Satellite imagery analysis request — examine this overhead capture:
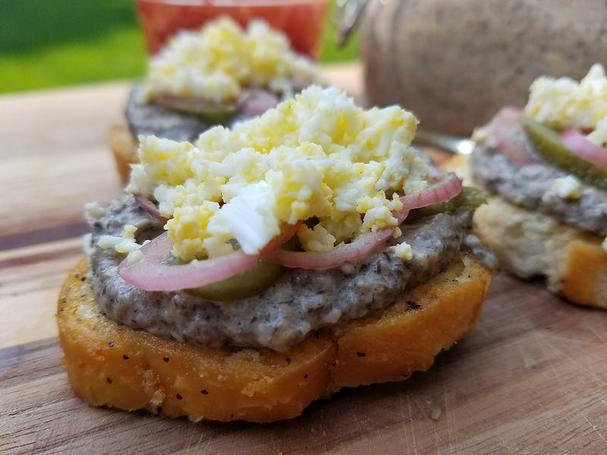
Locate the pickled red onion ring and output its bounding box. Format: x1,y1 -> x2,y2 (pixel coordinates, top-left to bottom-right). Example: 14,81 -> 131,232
118,223 -> 300,291
266,211 -> 409,270
239,89 -> 280,117
135,195 -> 166,222
118,233 -> 260,291
560,129 -> 607,168
400,172 -> 463,210
267,227 -> 395,270
155,89 -> 279,118
260,222 -> 301,255
491,107 -> 537,165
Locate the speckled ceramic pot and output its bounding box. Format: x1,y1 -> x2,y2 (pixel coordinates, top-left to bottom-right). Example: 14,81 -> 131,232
361,0 -> 607,135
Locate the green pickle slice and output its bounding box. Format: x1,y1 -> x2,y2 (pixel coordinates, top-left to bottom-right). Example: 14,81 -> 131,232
409,186 -> 487,221
521,116 -> 607,191
187,237 -> 298,301
188,259 -> 284,301
181,104 -> 237,123
156,95 -> 237,121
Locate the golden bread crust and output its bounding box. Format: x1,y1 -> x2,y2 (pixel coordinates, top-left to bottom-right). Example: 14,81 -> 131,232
560,239 -> 607,306
108,123 -> 137,184
448,154 -> 607,309
57,255 -> 492,423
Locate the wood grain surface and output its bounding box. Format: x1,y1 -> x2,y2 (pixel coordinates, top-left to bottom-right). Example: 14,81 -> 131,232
2,63 -> 607,454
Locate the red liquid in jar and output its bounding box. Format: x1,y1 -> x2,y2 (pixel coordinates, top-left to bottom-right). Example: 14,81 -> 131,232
136,0 -> 328,59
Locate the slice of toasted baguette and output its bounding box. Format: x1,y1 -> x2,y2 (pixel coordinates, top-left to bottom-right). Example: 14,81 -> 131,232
108,123 -> 137,184
446,154 -> 607,308
57,255 -> 492,423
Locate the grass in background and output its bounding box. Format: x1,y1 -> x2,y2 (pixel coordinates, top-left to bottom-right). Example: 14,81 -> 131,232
320,0 -> 360,63
0,0 -> 358,94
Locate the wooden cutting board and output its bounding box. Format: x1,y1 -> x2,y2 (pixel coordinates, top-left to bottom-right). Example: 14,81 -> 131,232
2,64 -> 607,454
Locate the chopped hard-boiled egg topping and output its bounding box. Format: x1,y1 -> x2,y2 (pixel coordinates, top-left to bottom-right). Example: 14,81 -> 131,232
549,176 -> 583,200
98,225 -> 146,264
85,202 -> 146,263
127,85 -> 431,262
525,64 -> 607,134
392,241 -> 413,261
587,117 -> 607,147
84,201 -> 105,222
142,17 -> 320,104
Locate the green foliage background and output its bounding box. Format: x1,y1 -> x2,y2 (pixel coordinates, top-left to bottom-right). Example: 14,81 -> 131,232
0,0 -> 359,94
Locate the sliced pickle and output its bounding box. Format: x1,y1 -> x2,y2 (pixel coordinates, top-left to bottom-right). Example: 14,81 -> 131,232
155,94 -> 237,121
188,259 -> 284,301
408,187 -> 487,221
180,103 -> 237,122
194,104 -> 238,122
521,116 -> 607,191
187,237 -> 298,301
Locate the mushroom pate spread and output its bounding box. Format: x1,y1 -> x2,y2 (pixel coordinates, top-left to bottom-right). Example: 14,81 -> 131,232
88,195 -> 472,351
126,85 -> 213,142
